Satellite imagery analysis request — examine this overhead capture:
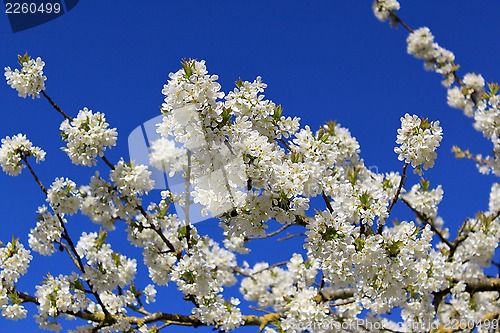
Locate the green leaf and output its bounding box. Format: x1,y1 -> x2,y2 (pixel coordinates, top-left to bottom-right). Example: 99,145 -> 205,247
96,229 -> 107,249
181,58 -> 194,79
420,178 -> 430,191
273,105 -> 283,121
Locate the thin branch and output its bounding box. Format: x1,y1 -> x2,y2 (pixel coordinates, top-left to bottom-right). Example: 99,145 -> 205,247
278,232 -> 306,242
247,223 -> 294,240
21,154 -> 47,194
56,241 -> 81,269
41,90 -> 72,121
388,11 -> 414,33
278,138 -> 292,151
322,191 -> 334,214
184,150 -> 192,248
234,261 -> 288,278
402,198 -> 453,248
137,206 -> 177,254
378,163 -> 408,234
386,163 -> 408,216
100,155 -> 115,169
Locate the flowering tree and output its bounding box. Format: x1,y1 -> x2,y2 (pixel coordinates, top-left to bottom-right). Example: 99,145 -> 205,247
0,1 -> 499,332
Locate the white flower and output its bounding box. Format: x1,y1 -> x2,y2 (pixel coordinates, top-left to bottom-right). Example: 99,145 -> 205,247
143,284 -> 157,304
403,182 -> 444,221
161,59 -> 224,114
47,177 -> 81,215
2,304 -> 27,320
4,55 -> 46,98
0,134 -> 46,176
463,73 -> 485,93
394,114 -> 442,173
75,232 -> 137,293
35,273 -> 90,329
489,183 -> 500,213
110,160 -> 154,197
372,0 -> 400,22
79,173 -> 119,229
60,108 -> 117,166
0,240 -> 32,287
28,206 -> 64,256
280,287 -> 330,333
407,27 -> 435,60
447,86 -> 475,117
406,27 -> 457,87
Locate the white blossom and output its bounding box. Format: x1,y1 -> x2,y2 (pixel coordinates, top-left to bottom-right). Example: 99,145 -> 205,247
489,183 -> 500,213
75,232 -> 137,293
0,134 -> 46,176
0,240 -> 32,287
60,108 -> 117,166
372,0 -> 400,22
28,206 -> 64,256
79,173 -> 119,229
143,284 -> 157,304
2,303 -> 27,320
4,55 -> 46,98
394,114 -> 442,173
46,177 -> 81,215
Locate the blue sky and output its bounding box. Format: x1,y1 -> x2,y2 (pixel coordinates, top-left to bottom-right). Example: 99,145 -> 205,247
1,1 -> 500,332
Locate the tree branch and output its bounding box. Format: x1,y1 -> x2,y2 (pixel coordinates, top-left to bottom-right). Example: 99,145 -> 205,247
402,198 -> 453,248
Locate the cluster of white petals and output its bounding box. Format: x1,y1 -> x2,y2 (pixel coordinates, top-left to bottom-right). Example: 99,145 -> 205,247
28,206 -> 64,256
60,108 -> 117,166
35,273 -> 91,331
0,240 -> 32,320
407,27 -> 456,87
110,160 -> 154,197
79,173 -> 120,229
394,114 -> 443,173
372,0 -> 400,22
75,232 -> 137,293
0,134 -> 46,176
4,55 -> 46,98
46,177 -> 81,215
403,182 -> 445,229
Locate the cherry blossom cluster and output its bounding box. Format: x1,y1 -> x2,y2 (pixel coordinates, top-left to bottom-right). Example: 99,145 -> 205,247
47,177 -> 81,215
79,173 -> 120,229
75,231 -> 137,293
0,240 -> 32,320
394,113 -> 443,174
60,108 -> 118,166
28,206 -> 64,256
406,27 -> 457,87
0,134 -> 46,176
35,273 -> 91,331
4,54 -> 46,98
372,0 -> 400,22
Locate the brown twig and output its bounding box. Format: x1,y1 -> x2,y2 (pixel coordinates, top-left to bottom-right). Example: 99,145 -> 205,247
322,191 -> 334,214
378,163 -> 408,234
41,90 -> 72,121
20,154 -> 47,194
402,198 -> 453,248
